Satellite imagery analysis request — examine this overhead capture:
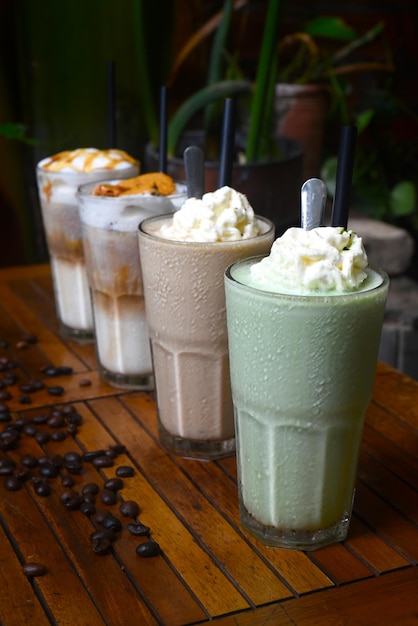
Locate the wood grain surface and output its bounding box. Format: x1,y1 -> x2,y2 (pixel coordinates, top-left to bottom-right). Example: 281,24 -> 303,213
0,265 -> 417,625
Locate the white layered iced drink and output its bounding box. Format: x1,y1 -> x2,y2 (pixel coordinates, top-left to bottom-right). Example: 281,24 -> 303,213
138,186 -> 275,459
37,148 -> 139,342
79,173 -> 187,389
224,226 -> 389,549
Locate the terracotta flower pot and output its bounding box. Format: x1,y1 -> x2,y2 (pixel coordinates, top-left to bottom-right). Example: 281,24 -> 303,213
144,137 -> 303,235
275,83 -> 329,181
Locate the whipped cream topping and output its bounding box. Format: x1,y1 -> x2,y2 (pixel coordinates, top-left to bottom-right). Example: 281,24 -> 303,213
39,148 -> 138,173
159,186 -> 260,242
251,226 -> 368,293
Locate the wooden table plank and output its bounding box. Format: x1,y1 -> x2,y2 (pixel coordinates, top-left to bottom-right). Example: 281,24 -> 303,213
212,568 -> 418,626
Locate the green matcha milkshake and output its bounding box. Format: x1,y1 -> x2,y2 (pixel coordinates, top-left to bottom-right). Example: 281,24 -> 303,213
224,226 -> 389,550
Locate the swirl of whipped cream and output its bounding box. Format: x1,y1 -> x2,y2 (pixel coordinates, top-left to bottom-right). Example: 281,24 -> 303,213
39,148 -> 138,173
250,226 -> 368,293
159,186 -> 259,242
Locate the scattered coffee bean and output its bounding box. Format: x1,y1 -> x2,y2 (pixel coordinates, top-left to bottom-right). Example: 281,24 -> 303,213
61,475 -> 75,488
0,466 -> 14,476
16,340 -> 29,350
115,465 -> 135,478
101,514 -> 122,532
39,465 -> 58,479
136,541 -> 160,557
19,395 -> 32,405
35,431 -> 50,445
66,424 -> 78,436
20,379 -> 44,393
101,490 -> 117,506
32,413 -> 49,424
47,386 -> 65,397
82,482 -> 100,496
1,431 -> 20,450
22,423 -> 37,437
64,451 -> 82,464
0,412 -> 12,423
109,444 -> 126,455
0,458 -> 15,469
60,489 -> 78,504
79,379 -> 91,387
61,404 -> 76,416
21,454 -> 38,469
22,563 -> 47,577
104,449 -> 117,459
66,412 -> 82,425
104,477 -> 123,492
4,476 -> 21,491
21,333 -> 38,344
34,480 -> 51,497
91,536 -> 111,555
119,501 -> 140,519
64,495 -> 84,511
80,501 -> 96,517
47,414 -> 66,428
127,522 -> 150,537
51,430 -> 67,442
82,450 -> 106,462
0,391 -> 12,401
93,456 -> 114,469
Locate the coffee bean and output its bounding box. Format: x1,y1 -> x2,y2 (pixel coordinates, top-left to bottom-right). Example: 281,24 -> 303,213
119,501 -> 140,519
104,449 -> 117,459
32,413 -> 49,424
4,476 -> 21,491
56,366 -> 73,376
47,386 -> 64,397
64,495 -> 84,511
39,465 -> 58,479
41,366 -> 58,377
1,431 -> 20,450
115,465 -> 135,478
93,456 -> 114,469
47,414 -> 66,428
91,536 -> 111,555
19,394 -> 32,405
35,431 -> 50,445
79,379 -> 91,387
0,458 -> 15,469
101,490 -> 117,506
66,424 -> 78,436
0,412 -> 11,423
61,475 -> 75,488
136,541 -> 160,557
80,501 -> 96,517
60,489 -> 78,504
21,333 -> 38,344
22,423 -> 37,437
66,412 -> 82,425
16,340 -> 29,350
34,480 -> 51,497
109,444 -> 127,455
82,482 -> 99,496
22,563 -> 47,577
61,404 -> 76,415
103,477 -> 123,492
0,391 -> 12,401
127,522 -> 150,537
64,451 -> 82,464
0,466 -> 14,476
21,455 -> 38,468
101,514 -> 122,532
82,450 -> 106,462
51,430 -> 67,442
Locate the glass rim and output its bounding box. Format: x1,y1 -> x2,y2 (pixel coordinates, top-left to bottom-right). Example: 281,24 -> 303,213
138,213 -> 275,246
225,255 -> 390,302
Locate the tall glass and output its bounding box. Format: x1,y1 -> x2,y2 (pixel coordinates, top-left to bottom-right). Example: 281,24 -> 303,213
78,182 -> 187,389
36,153 -> 138,342
224,258 -> 389,550
138,215 -> 275,460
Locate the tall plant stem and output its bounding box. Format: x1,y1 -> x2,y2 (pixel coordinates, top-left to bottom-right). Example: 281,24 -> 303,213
245,0 -> 281,162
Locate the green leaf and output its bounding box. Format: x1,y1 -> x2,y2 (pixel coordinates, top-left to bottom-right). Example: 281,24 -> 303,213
390,181 -> 416,217
167,80 -> 252,156
304,17 -> 357,41
356,109 -> 375,134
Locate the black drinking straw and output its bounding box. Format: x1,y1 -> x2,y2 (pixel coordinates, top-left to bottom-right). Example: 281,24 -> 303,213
159,86 -> 168,173
107,61 -> 117,148
330,125 -> 357,229
218,98 -> 235,188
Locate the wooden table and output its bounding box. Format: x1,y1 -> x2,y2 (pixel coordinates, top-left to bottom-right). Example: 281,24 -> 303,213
0,264 -> 417,626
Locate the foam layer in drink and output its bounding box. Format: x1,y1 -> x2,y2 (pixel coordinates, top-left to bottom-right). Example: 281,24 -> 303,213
225,260 -> 388,532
